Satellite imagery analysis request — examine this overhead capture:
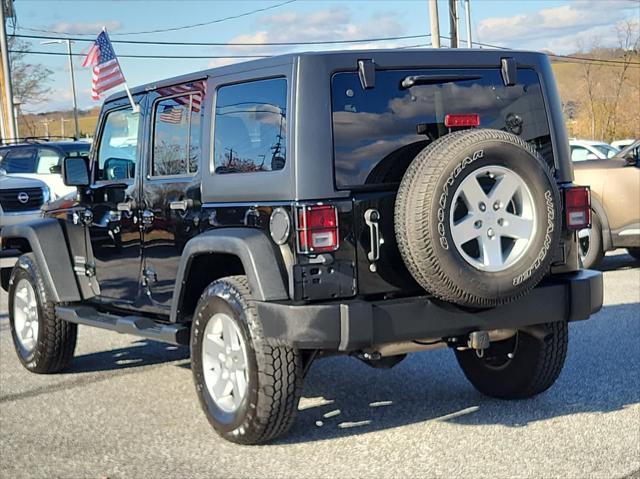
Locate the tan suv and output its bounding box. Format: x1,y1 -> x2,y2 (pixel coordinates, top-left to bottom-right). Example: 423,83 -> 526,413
573,140 -> 640,268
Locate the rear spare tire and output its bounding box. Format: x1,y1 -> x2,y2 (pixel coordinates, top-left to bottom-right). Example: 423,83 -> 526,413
395,129 -> 561,308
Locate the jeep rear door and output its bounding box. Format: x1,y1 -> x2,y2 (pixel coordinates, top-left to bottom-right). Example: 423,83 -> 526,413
139,81 -> 205,313
330,68 -> 555,295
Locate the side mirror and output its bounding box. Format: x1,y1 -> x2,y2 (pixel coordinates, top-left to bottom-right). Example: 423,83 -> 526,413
585,153 -> 599,161
49,164 -> 62,174
62,156 -> 90,187
623,152 -> 638,167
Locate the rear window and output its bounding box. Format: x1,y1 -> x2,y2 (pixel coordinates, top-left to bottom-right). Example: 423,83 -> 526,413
331,68 -> 552,189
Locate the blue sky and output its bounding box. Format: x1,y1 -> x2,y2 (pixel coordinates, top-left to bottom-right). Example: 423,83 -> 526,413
9,0 -> 640,112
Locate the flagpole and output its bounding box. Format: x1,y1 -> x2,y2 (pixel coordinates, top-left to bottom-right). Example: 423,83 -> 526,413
122,81 -> 139,113
102,27 -> 139,113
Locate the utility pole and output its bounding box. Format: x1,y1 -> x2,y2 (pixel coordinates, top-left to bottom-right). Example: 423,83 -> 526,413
429,0 -> 441,48
42,39 -> 79,139
448,0 -> 458,48
42,117 -> 50,138
464,0 -> 472,48
0,0 -> 16,141
60,116 -> 65,138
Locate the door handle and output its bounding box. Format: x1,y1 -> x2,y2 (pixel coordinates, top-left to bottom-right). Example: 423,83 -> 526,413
169,199 -> 194,212
364,209 -> 383,272
141,210 -> 155,225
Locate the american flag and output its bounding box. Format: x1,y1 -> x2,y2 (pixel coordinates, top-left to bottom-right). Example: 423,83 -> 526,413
157,81 -> 206,112
159,105 -> 184,124
82,31 -> 126,100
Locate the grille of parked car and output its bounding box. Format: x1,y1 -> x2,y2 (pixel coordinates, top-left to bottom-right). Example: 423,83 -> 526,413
0,188 -> 45,212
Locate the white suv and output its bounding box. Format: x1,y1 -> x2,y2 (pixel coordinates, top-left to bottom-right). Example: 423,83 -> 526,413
569,139 -> 619,162
0,141 -> 90,200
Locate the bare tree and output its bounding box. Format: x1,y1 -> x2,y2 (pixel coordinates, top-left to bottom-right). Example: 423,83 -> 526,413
602,20 -> 639,140
577,37 -> 601,140
8,38 -> 52,105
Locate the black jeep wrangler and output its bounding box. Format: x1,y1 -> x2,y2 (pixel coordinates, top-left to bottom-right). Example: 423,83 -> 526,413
1,49 -> 603,445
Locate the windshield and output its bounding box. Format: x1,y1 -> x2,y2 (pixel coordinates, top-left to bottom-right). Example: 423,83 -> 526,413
331,68 -> 552,189
593,144 -> 619,158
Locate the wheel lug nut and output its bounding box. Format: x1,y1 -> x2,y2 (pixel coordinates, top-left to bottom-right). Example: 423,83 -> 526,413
487,228 -> 495,238
493,201 -> 501,211
474,220 -> 483,229
497,218 -> 504,226
479,202 -> 486,212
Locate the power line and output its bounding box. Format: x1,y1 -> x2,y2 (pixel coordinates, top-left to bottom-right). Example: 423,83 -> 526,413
15,0 -> 297,36
12,32 -> 431,47
9,50 -> 270,59
431,35 -> 640,67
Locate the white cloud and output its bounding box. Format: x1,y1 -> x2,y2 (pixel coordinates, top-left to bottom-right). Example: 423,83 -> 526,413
47,21 -> 122,35
221,7 -> 407,56
476,0 -> 638,52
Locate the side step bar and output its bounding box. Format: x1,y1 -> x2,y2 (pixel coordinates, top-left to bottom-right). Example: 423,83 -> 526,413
56,305 -> 190,346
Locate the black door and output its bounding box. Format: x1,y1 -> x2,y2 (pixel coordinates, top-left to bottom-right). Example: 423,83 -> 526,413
140,85 -> 204,312
86,98 -> 145,307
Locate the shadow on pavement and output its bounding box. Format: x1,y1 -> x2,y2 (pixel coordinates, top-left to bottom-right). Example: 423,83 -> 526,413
65,339 -> 189,374
280,301 -> 640,444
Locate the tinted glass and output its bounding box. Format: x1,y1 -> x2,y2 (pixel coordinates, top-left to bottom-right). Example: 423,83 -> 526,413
152,92 -> 201,176
213,78 -> 287,174
97,108 -> 139,181
332,68 -> 552,188
0,148 -> 37,173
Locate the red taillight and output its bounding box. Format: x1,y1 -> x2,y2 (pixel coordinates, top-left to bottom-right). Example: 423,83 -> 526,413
297,205 -> 339,253
444,113 -> 480,128
564,186 -> 591,230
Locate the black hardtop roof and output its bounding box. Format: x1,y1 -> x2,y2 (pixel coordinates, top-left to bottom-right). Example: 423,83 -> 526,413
105,48 -> 548,103
0,140 -> 91,150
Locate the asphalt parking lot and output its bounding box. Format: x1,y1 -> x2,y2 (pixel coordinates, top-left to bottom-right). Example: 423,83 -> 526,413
1,251 -> 639,479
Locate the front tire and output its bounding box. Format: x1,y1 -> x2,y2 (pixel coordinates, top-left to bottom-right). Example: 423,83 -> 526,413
190,275 -> 304,445
455,322 -> 568,399
8,253 -> 77,373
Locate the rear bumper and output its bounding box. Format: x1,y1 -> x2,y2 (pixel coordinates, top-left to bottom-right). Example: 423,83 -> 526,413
256,269 -> 603,351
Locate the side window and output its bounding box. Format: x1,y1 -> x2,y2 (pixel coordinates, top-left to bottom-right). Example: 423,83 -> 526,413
1,148 -> 36,173
96,107 -> 140,181
213,77 -> 287,174
152,92 -> 201,177
37,147 -> 62,174
571,146 -> 590,162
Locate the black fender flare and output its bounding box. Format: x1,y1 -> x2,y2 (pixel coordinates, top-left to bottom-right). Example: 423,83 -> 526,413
590,196 -> 612,251
1,219 -> 81,302
170,228 -> 288,323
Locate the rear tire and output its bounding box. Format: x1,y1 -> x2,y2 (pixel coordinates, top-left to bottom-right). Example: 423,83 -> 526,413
578,210 -> 604,269
455,323 -> 568,399
190,275 -> 304,445
8,253 -> 77,373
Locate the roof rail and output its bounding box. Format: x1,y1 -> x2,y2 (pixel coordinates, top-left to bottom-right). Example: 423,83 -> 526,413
1,135 -> 78,145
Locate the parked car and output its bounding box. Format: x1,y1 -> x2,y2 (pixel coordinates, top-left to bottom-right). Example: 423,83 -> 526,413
0,140 -> 91,200
611,139 -> 636,150
0,172 -> 49,230
1,49 -> 602,445
574,140 -> 640,268
0,172 -> 49,271
569,139 -> 619,161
